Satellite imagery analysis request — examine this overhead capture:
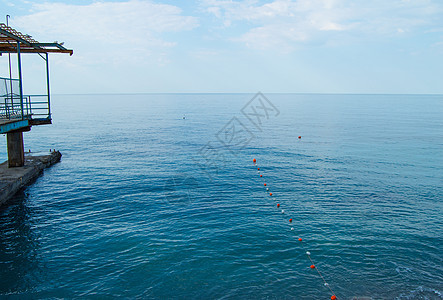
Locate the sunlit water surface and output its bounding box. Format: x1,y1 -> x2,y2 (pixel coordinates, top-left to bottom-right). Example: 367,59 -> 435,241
0,94 -> 442,299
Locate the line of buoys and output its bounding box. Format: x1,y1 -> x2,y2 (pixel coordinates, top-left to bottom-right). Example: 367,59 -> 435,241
252,158 -> 337,300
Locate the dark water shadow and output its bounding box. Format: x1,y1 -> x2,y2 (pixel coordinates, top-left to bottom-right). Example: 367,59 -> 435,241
0,191 -> 41,295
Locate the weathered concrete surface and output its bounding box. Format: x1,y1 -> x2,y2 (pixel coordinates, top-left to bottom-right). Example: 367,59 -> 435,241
0,151 -> 61,206
7,131 -> 25,167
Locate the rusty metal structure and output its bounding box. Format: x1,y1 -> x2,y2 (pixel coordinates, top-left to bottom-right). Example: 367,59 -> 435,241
0,22 -> 72,167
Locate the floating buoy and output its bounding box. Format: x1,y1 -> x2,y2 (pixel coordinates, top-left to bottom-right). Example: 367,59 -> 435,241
249,157 -> 337,299
298,136 -> 301,139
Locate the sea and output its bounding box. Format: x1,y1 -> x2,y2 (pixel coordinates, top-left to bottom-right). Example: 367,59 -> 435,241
0,93 -> 442,299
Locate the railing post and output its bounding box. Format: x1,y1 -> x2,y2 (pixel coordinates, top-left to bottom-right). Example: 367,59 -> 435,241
17,41 -> 24,120
45,53 -> 51,119
3,79 -> 10,119
4,97 -> 9,119
7,14 -> 14,112
26,96 -> 30,117
30,96 -> 32,116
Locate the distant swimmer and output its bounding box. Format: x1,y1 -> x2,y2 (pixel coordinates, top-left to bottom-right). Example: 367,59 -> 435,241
183,116 -> 186,119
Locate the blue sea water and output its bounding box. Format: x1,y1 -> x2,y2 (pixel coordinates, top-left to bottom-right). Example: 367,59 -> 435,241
0,93 -> 442,299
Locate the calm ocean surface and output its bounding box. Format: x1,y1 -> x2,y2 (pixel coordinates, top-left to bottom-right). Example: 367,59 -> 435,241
0,94 -> 442,299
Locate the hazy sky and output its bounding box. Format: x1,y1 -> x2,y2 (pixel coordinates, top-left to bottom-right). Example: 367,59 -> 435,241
1,0 -> 443,94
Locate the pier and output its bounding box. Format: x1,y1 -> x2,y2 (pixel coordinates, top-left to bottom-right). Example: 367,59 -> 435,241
0,22 -> 72,205
0,151 -> 61,206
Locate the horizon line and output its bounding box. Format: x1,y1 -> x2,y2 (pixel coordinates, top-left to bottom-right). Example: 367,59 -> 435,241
50,92 -> 443,96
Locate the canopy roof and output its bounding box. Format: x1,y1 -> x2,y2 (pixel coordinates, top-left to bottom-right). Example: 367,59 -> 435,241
0,23 -> 73,55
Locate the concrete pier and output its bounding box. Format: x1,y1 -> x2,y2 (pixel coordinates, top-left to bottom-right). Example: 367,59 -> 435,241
0,151 -> 61,206
7,131 -> 25,167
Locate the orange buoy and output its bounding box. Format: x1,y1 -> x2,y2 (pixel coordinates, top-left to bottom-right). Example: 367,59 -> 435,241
298,238 -> 302,241
257,168 -> 260,170
260,175 -> 262,177
331,296 -> 337,300
277,204 -> 280,208
310,265 -> 315,269
298,136 -> 301,139
289,219 -> 293,223
264,183 -> 267,186
269,193 -> 273,196
253,158 -> 256,163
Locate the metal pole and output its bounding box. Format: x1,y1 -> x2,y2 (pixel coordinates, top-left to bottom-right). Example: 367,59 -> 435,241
6,15 -> 13,108
45,53 -> 51,118
17,41 -> 24,120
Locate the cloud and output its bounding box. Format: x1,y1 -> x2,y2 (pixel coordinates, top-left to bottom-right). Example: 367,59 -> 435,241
201,0 -> 443,51
13,0 -> 199,65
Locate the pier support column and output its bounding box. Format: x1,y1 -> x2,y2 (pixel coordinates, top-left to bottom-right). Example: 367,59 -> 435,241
7,131 -> 25,168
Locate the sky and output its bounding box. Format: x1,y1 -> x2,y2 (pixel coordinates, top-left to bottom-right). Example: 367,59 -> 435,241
1,0 -> 443,94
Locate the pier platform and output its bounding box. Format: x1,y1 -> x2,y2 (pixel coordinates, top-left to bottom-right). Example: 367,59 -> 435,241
0,151 -> 61,206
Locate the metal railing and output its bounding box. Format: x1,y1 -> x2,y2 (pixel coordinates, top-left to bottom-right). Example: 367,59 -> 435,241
0,94 -> 51,121
1,76 -> 19,97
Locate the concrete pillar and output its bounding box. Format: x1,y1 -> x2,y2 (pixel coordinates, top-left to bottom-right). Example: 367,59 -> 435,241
7,131 -> 25,167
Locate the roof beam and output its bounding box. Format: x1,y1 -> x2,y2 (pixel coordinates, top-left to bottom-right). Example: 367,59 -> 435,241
30,42 -> 70,51
0,27 -> 31,46
0,47 -> 73,55
0,23 -> 72,55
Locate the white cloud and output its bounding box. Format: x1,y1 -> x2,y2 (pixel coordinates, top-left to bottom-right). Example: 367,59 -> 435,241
202,0 -> 443,51
13,0 -> 199,65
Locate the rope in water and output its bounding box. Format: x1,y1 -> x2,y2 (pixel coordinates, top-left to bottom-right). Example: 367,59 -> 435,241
252,158 -> 338,300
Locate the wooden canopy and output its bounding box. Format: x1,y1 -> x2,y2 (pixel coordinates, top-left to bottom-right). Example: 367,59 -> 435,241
0,23 -> 73,55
